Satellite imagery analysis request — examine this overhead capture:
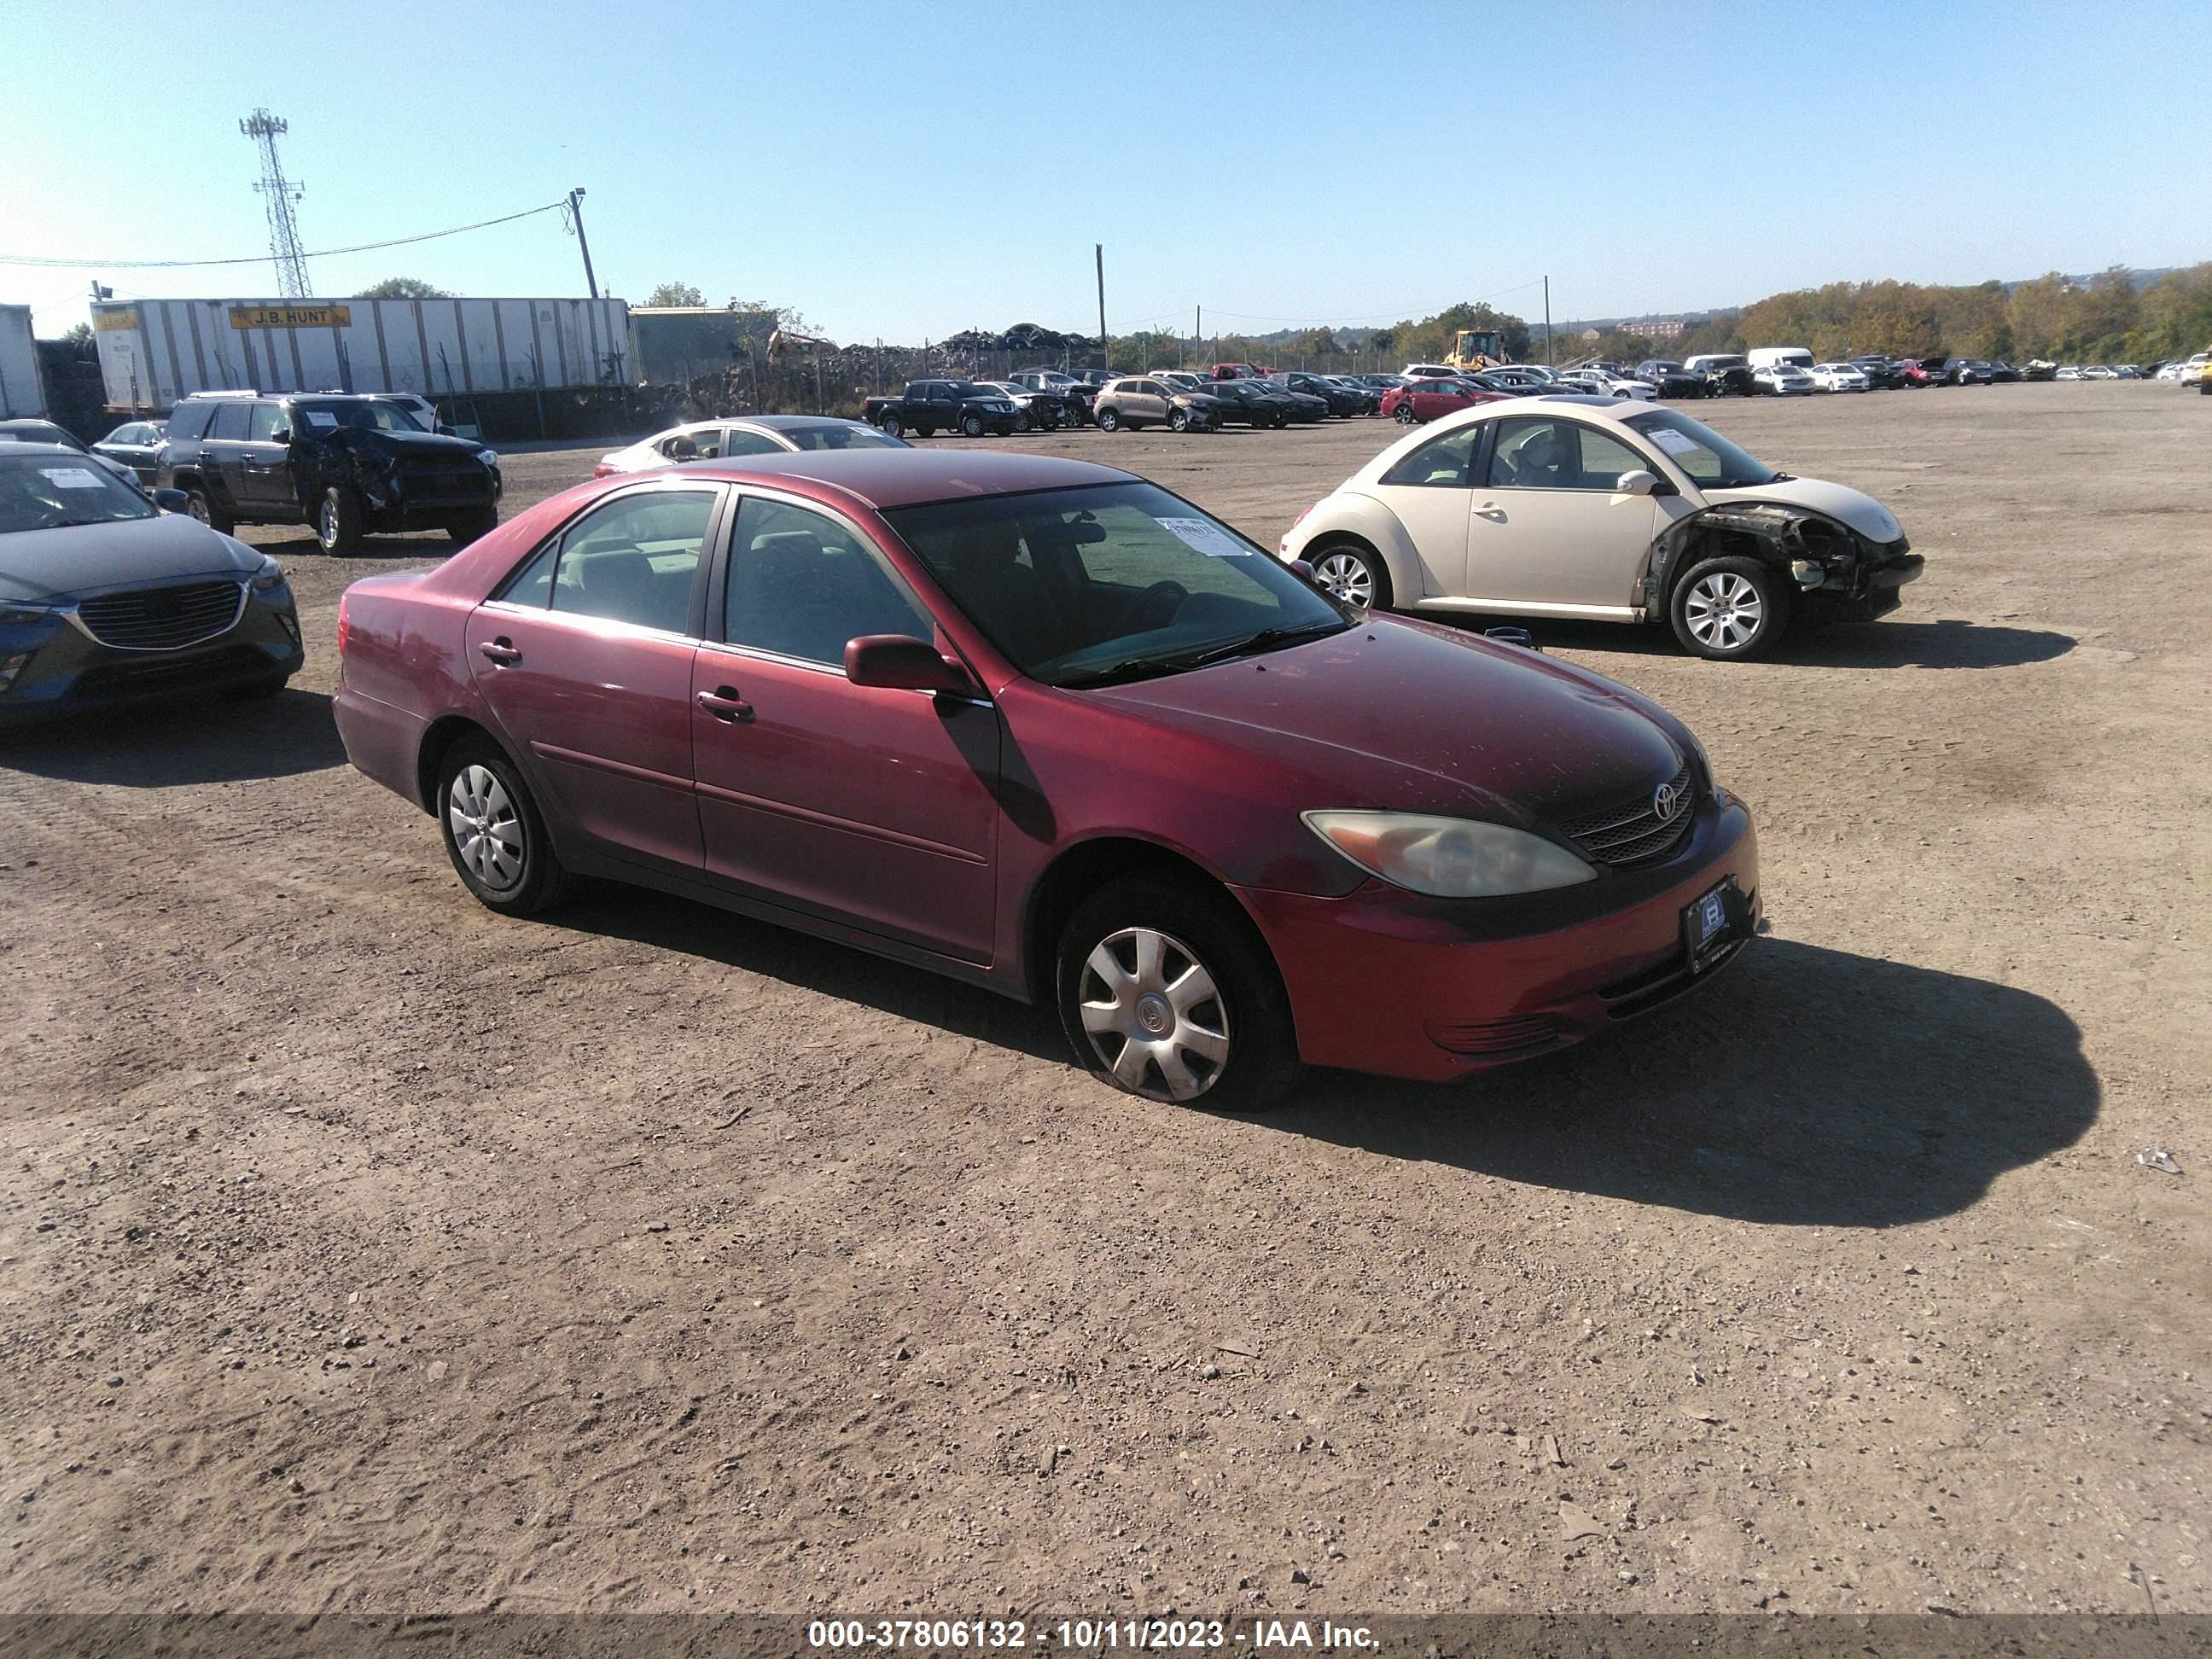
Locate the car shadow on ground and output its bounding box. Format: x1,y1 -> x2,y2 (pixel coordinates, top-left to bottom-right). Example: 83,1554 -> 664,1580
0,688 -> 347,786
541,885 -> 1069,1065
1430,614 -> 2075,672
1265,937 -> 2097,1227
542,888 -> 2093,1227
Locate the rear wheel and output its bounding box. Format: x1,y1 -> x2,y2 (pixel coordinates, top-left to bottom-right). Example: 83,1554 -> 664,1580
1394,401 -> 1417,424
184,488 -> 233,535
1307,539 -> 1391,609
1670,556 -> 1788,661
315,486 -> 362,555
1057,875 -> 1301,1113
879,412 -> 904,439
1096,407 -> 1121,432
436,736 -> 574,916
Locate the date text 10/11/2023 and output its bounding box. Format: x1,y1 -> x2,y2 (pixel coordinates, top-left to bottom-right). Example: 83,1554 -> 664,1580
807,1619 -> 1379,1650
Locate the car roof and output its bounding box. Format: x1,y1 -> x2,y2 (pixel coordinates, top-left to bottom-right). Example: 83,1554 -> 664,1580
0,440 -> 95,459
736,414 -> 870,430
675,448 -> 1136,510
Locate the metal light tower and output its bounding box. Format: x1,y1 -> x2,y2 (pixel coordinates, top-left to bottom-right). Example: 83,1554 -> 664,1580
241,108 -> 311,298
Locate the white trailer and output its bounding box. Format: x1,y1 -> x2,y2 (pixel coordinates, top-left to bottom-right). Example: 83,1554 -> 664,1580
90,295 -> 632,411
0,305 -> 45,419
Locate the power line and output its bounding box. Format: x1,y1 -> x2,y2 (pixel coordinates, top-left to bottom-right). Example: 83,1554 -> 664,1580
0,198 -> 569,271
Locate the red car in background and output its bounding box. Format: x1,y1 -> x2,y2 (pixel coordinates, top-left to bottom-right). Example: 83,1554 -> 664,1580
334,451 -> 1756,1111
1381,377 -> 1510,425
1899,357 -> 1947,387
1210,363 -> 1268,380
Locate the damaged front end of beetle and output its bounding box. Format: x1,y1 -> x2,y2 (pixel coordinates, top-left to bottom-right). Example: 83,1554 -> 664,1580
1643,503 -> 1924,626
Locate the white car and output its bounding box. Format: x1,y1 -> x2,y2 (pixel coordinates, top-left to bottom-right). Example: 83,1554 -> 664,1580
1753,364 -> 1816,396
1555,370 -> 1657,401
1277,398 -> 1921,661
1807,363 -> 1870,393
594,413 -> 905,477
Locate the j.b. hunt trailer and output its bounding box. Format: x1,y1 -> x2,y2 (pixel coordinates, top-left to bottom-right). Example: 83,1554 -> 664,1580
90,294 -> 631,412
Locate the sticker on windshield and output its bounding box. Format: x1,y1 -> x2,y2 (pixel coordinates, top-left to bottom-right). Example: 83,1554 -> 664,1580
302,410 -> 338,428
38,467 -> 107,490
1155,516 -> 1250,557
1648,428 -> 1702,456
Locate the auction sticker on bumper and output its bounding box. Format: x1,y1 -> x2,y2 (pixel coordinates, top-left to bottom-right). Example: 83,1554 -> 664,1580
1685,877 -> 1741,970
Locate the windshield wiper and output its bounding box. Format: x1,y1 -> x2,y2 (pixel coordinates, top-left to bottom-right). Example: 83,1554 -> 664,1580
1054,622 -> 1343,690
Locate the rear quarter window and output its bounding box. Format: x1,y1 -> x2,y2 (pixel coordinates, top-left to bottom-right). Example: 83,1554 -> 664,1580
166,402 -> 214,441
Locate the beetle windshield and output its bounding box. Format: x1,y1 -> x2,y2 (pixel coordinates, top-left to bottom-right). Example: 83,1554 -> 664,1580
885,481 -> 1348,688
1622,407 -> 1778,489
0,451 -> 155,533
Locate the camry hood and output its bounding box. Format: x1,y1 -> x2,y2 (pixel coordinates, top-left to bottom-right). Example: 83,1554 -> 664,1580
1092,615 -> 1688,829
1701,476 -> 1903,543
0,511 -> 260,601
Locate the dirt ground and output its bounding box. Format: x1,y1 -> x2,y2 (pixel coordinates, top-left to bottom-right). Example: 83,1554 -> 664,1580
1,384 -> 2204,1618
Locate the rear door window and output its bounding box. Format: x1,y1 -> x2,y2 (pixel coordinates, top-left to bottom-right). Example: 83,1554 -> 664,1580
166,403 -> 215,441
208,403 -> 250,440
493,488 -> 718,635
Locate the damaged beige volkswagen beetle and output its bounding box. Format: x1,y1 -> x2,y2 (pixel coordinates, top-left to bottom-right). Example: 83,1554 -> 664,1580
1278,395 -> 1923,660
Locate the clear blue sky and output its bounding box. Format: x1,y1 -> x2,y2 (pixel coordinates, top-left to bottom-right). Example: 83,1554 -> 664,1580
4,0 -> 2206,341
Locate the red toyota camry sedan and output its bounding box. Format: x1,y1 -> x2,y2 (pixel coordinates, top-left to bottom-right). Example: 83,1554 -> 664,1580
335,451 -> 1757,1110
1380,377 -> 1510,425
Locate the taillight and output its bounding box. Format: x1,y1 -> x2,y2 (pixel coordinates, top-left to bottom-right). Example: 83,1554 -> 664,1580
336,593 -> 351,655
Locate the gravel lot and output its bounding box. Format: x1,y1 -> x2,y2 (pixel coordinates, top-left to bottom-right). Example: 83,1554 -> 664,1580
2,384 -> 2204,1616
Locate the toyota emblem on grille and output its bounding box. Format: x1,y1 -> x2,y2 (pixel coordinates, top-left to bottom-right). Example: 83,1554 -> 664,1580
1651,780 -> 1682,823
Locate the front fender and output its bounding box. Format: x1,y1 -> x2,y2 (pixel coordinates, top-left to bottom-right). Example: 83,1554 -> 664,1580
1278,491 -> 1423,602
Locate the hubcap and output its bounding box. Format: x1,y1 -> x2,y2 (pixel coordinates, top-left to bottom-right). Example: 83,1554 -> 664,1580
188,497 -> 209,523
1315,550 -> 1375,607
320,498 -> 339,544
446,764 -> 525,891
1078,927 -> 1231,1103
1685,572 -> 1765,650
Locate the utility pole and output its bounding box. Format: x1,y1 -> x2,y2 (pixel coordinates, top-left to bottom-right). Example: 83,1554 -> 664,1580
567,188 -> 599,300
1194,305 -> 1200,370
1544,275 -> 1553,367
241,109 -> 311,298
1095,244 -> 1107,370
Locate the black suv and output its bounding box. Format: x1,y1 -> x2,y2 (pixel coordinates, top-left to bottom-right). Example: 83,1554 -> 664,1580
157,392 -> 503,553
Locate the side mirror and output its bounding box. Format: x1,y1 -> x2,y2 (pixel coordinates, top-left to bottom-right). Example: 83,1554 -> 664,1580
1289,559 -> 1318,582
1615,469 -> 1662,497
435,422 -> 457,436
844,634 -> 975,696
267,428 -> 292,445
154,487 -> 189,512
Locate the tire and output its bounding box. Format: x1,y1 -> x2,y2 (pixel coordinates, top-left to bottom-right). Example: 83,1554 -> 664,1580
961,413 -> 986,439
1307,538 -> 1391,610
435,735 -> 574,917
184,487 -> 233,535
1096,407 -> 1121,432
1168,407 -> 1190,433
1272,412 -> 1290,429
315,486 -> 363,556
1015,414 -> 1032,433
447,507 -> 498,546
1056,874 -> 1301,1113
1669,556 -> 1789,661
879,413 -> 903,439
1394,402 -> 1417,424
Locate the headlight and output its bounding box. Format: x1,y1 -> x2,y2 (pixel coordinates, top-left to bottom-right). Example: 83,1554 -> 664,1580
0,602 -> 59,628
250,556 -> 287,592
477,449 -> 501,468
1302,810 -> 1595,898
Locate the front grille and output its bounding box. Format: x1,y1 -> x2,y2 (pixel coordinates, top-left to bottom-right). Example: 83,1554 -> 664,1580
76,581 -> 245,651
1424,1016 -> 1563,1057
1554,760 -> 1696,866
402,465 -> 496,507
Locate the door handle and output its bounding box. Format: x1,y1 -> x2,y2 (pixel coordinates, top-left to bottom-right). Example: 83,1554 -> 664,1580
697,686 -> 754,722
479,637 -> 521,665
1476,503 -> 1507,521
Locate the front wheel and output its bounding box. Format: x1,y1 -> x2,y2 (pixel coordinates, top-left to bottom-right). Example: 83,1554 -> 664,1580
315,486 -> 362,555
1056,876 -> 1301,1112
447,507 -> 498,546
960,413 -> 986,439
436,736 -> 574,916
1096,407 -> 1121,432
1670,556 -> 1788,660
1307,538 -> 1391,609
1168,407 -> 1190,433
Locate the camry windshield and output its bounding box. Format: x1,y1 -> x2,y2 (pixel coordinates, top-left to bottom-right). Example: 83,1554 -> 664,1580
1624,407 -> 1778,489
0,452 -> 155,533
885,481 -> 1348,688
776,422 -> 901,451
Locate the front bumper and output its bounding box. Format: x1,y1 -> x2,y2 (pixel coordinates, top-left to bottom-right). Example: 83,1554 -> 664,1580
0,582 -> 304,725
1235,795 -> 1760,1083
